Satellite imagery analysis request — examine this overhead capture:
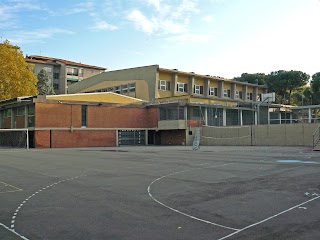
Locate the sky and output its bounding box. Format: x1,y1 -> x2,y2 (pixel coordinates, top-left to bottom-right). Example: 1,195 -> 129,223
0,0 -> 320,79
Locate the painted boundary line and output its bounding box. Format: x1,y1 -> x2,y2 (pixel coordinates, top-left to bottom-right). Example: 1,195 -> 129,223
10,174 -> 87,231
0,181 -> 23,194
0,223 -> 29,240
217,195 -> 320,240
147,163 -> 239,231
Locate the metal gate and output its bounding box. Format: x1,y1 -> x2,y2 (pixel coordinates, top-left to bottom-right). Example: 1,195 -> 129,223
118,130 -> 146,146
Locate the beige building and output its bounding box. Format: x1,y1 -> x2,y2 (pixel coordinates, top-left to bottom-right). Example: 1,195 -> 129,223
26,55 -> 106,94
68,65 -> 268,105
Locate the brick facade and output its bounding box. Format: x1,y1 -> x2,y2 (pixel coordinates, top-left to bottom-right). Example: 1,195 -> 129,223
34,102 -> 159,148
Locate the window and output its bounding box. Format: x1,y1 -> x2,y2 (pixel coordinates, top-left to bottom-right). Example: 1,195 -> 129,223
114,86 -> 121,94
53,73 -> 59,79
224,89 -> 231,98
177,82 -> 188,93
16,106 -> 25,116
257,94 -> 261,101
194,85 -> 204,95
53,83 -> 59,90
4,109 -> 11,118
81,105 -> 87,127
129,83 -> 136,92
159,80 -> 171,91
247,92 -> 253,100
28,105 -> 35,127
209,87 -> 218,96
235,91 -> 240,99
121,84 -> 128,93
67,67 -> 78,76
239,91 -> 243,99
79,68 -> 83,77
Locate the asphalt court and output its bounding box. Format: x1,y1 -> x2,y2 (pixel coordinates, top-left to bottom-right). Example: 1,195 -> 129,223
0,146 -> 319,240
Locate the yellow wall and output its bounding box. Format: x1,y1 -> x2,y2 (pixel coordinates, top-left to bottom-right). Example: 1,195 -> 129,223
194,77 -> 203,85
224,82 -> 231,90
236,85 -> 243,91
208,81 -> 218,88
159,72 -> 172,81
247,86 -> 253,93
177,75 -> 188,83
46,93 -> 144,104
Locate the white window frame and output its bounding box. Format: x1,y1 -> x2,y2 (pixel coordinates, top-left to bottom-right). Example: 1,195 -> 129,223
209,87 -> 216,96
247,92 -> 253,100
224,89 -> 231,98
159,80 -> 170,91
177,82 -> 187,93
235,90 -> 240,99
194,85 -> 204,95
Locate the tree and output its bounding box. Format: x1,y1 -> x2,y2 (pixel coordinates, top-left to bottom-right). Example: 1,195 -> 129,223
234,73 -> 266,85
266,70 -> 309,104
311,72 -> 320,105
37,69 -> 55,95
0,40 -> 38,100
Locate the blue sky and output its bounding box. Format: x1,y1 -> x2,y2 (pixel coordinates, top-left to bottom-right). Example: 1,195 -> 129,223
1,0 -> 319,79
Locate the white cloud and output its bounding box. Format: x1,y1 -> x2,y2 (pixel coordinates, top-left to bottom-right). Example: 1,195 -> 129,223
0,0 -> 42,28
166,33 -> 213,43
91,21 -> 118,31
7,28 -> 74,44
48,1 -> 95,16
126,0 -> 209,42
127,9 -> 156,34
145,0 -> 162,11
202,15 -> 214,23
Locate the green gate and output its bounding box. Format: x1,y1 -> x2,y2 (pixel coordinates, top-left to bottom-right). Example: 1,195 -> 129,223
118,130 -> 146,146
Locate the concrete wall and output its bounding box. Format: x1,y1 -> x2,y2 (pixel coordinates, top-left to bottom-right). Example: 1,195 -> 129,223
201,123 -> 320,147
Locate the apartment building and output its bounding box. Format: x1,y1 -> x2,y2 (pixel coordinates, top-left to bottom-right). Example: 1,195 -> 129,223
25,55 -> 106,94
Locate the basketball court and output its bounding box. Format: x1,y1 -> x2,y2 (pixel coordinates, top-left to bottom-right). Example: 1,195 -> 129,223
0,146 -> 319,239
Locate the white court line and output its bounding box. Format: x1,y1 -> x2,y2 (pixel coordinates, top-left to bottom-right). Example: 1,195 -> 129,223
147,163 -> 239,231
0,181 -> 22,193
217,195 -> 320,240
0,223 -> 29,240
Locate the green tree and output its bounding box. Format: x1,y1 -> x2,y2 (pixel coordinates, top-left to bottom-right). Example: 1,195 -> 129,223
0,40 -> 38,100
234,73 -> 266,85
37,69 -> 55,95
311,72 -> 320,105
291,87 -> 313,106
266,70 -> 309,104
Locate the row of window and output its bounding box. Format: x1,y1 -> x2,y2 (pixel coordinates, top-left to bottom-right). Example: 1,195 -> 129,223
1,105 -> 35,128
67,67 -> 84,77
90,83 -> 136,94
159,80 -> 257,100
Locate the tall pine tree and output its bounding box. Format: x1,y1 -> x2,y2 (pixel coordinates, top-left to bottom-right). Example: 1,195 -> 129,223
37,69 -> 55,95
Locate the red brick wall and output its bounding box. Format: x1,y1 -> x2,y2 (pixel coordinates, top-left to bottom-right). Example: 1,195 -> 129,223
160,130 -> 186,145
51,130 -> 116,148
35,103 -> 158,129
35,103 -> 82,128
188,120 -> 205,128
35,130 -> 50,148
16,116 -> 25,128
34,130 -> 116,148
4,118 -> 11,129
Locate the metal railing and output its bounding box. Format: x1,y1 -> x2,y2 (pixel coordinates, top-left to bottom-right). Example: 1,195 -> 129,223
313,125 -> 320,149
